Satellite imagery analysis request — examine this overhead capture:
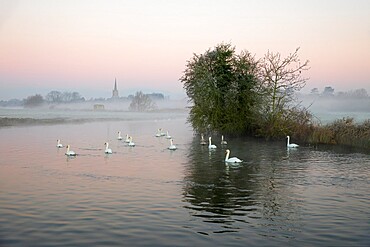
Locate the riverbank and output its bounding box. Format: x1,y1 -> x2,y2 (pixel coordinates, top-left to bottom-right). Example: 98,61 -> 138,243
0,107 -> 188,128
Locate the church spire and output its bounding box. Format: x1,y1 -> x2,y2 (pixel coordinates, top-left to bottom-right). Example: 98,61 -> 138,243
112,78 -> 119,99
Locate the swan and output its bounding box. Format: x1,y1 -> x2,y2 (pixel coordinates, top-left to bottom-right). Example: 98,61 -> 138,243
168,138 -> 177,150
165,131 -> 172,139
56,139 -> 63,148
155,128 -> 162,137
287,135 -> 299,148
200,134 -> 207,145
128,136 -> 135,147
225,149 -> 242,163
208,137 -> 217,149
221,135 -> 228,145
104,142 -> 113,154
65,145 -> 76,156
124,134 -> 130,143
117,131 -> 123,140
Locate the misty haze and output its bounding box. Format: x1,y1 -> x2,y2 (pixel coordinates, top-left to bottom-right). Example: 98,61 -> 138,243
1,1 -> 370,246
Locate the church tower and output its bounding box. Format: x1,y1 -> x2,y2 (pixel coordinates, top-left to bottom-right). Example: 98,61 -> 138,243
112,78 -> 119,99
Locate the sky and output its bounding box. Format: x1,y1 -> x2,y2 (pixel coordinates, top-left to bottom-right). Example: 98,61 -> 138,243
0,0 -> 369,100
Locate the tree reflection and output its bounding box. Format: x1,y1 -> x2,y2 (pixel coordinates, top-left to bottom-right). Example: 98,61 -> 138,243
182,135 -> 310,235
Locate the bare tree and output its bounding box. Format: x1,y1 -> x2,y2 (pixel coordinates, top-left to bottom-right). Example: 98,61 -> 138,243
45,91 -> 63,103
259,47 -> 310,125
129,91 -> 157,112
24,94 -> 44,108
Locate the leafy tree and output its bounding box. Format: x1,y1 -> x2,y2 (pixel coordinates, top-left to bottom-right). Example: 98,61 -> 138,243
322,86 -> 334,96
181,43 -> 260,134
257,47 -> 310,137
129,91 -> 157,111
24,94 -> 44,108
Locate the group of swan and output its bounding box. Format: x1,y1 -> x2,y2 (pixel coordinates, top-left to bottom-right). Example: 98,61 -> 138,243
201,135 -> 242,163
200,135 -> 228,147
154,128 -> 177,150
202,135 -> 299,164
59,127 -> 176,156
57,132 -> 135,156
58,132 -> 298,159
57,139 -> 76,156
118,131 -> 135,147
155,128 -> 168,137
105,136 -> 135,153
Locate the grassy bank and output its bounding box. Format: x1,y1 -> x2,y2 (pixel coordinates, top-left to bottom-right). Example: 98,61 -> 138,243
290,117 -> 370,150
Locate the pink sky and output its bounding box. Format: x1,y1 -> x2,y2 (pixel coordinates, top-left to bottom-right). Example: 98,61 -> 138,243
0,0 -> 369,100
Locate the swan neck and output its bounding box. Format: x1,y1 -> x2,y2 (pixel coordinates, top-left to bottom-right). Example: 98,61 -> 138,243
225,150 -> 230,161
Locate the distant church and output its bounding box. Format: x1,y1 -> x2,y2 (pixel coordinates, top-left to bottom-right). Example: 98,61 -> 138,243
112,78 -> 119,99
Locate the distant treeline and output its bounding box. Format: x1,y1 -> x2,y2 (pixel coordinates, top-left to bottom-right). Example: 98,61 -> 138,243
0,90 -> 166,108
299,87 -> 370,112
307,87 -> 369,98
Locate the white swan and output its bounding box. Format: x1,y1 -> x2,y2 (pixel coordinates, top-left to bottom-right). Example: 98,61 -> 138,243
104,142 -> 113,154
287,135 -> 299,148
208,137 -> 217,149
221,135 -> 228,145
200,134 -> 207,145
225,149 -> 242,163
155,128 -> 162,137
168,138 -> 177,150
56,139 -> 63,148
117,131 -> 123,140
65,145 -> 76,156
124,134 -> 130,143
165,131 -> 172,139
128,136 -> 135,147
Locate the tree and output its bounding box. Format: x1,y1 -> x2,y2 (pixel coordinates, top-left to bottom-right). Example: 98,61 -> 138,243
310,88 -> 319,95
24,94 -> 44,108
351,88 -> 368,98
45,91 -> 63,103
46,90 -> 84,103
257,47 -> 310,136
129,91 -> 157,111
181,43 -> 260,134
322,86 -> 334,96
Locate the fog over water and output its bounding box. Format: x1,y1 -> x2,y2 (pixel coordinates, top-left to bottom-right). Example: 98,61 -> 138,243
298,94 -> 370,124
0,95 -> 369,246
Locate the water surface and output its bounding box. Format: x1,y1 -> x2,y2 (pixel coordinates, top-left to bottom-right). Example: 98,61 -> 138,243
0,113 -> 369,246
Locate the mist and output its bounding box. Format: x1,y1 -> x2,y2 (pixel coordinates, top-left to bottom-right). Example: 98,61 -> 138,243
298,93 -> 370,124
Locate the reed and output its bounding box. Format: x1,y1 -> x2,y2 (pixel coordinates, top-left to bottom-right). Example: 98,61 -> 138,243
307,118 -> 370,149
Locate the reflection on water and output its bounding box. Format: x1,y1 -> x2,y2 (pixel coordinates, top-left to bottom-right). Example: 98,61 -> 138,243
0,117 -> 369,246
183,135 -> 370,245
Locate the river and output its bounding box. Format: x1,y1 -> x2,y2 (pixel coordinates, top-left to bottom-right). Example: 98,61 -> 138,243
0,109 -> 369,246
